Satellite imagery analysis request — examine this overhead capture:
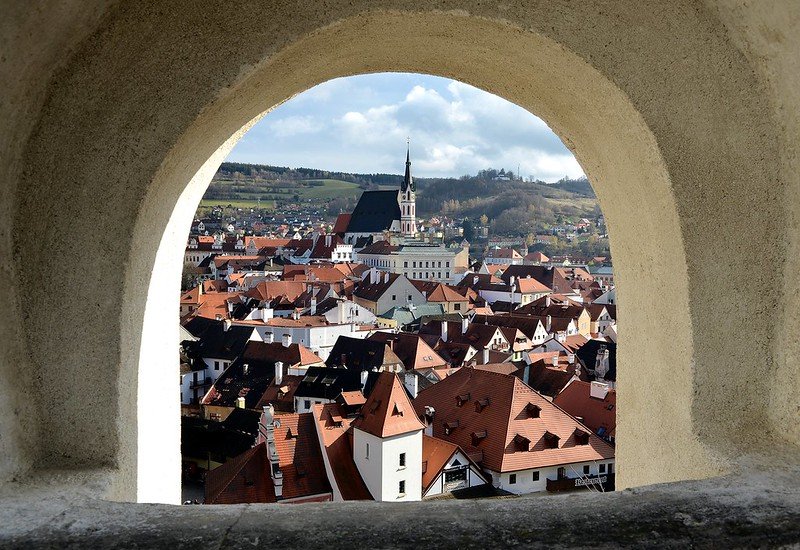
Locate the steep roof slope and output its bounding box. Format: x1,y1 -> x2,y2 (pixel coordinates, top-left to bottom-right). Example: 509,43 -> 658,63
352,372 -> 425,438
412,367 -> 614,472
346,190 -> 401,233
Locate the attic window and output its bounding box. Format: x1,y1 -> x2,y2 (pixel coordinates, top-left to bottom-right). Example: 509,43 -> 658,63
456,393 -> 471,407
471,430 -> 487,446
369,399 -> 381,413
287,427 -> 298,439
573,428 -> 590,446
475,397 -> 490,412
321,375 -> 336,385
543,431 -> 560,449
392,403 -> 404,416
444,420 -> 459,435
296,461 -> 307,477
526,403 -> 541,418
513,434 -> 531,452
303,374 -> 318,384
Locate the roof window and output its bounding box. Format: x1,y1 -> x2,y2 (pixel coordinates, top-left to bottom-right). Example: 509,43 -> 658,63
471,430 -> 487,446
573,428 -> 590,446
543,431 -> 560,449
456,393 -> 471,407
513,434 -> 531,452
475,397 -> 490,412
526,402 -> 541,418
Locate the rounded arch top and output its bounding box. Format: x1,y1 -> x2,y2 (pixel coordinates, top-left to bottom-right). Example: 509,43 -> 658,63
12,2 -> 784,503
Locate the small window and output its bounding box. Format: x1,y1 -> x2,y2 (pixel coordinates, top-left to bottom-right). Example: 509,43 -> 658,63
366,443 -> 370,459
214,361 -> 220,370
407,295 -> 412,301
509,474 -> 517,484
303,400 -> 311,410
599,464 -> 606,474
532,471 -> 540,481
399,453 -> 406,468
398,480 -> 405,495
392,295 -> 397,301
583,465 -> 590,475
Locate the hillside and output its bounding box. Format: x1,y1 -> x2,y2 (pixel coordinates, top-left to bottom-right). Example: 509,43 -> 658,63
202,162 -> 598,236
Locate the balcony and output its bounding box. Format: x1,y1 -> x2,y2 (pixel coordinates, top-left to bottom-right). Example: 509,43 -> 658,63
189,377 -> 212,390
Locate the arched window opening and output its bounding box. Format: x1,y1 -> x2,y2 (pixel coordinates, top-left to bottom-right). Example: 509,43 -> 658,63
178,73 -> 618,504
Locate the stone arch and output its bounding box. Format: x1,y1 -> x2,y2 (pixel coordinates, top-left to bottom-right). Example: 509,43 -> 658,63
9,2 -> 791,505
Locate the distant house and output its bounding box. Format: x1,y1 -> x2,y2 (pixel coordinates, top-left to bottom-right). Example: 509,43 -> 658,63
353,270 -> 426,316
553,381 -> 616,444
484,247 -> 523,266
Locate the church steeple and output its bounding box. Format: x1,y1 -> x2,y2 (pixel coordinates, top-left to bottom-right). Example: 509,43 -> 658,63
401,143 -> 414,192
399,140 -> 417,237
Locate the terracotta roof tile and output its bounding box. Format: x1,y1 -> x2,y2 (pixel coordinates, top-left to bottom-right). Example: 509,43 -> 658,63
412,368 -> 613,473
352,372 -> 425,438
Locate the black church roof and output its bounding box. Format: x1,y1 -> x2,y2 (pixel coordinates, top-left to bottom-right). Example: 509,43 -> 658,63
346,190 -> 401,233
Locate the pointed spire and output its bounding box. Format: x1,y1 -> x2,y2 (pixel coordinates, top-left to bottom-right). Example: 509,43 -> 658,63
402,139 -> 414,192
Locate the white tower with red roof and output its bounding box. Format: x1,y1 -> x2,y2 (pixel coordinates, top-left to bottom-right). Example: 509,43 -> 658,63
352,371 -> 424,501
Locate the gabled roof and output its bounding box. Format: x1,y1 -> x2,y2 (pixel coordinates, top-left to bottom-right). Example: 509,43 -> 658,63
353,272 -> 402,302
205,443 -> 274,504
189,321 -> 254,361
352,372 -> 425,438
294,366 -> 364,401
553,381 -> 616,440
523,360 -> 582,398
266,412 -> 332,500
312,403 -> 373,500
346,190 -> 401,233
357,240 -> 400,256
367,332 -> 448,371
500,265 -> 572,294
472,314 -> 544,340
412,367 -> 613,472
332,213 -> 352,234
325,336 -> 403,371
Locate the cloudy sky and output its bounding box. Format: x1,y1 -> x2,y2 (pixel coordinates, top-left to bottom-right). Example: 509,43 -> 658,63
226,73 -> 584,182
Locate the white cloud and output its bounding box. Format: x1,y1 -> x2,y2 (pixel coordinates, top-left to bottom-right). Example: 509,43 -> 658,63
227,73 -> 585,182
268,115 -> 320,138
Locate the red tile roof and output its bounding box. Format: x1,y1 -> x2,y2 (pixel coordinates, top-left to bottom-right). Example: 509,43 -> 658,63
421,435 -> 459,492
205,443 -> 274,504
312,403 -> 373,500
412,367 -> 614,473
553,381 -> 616,439
352,372 -> 425,438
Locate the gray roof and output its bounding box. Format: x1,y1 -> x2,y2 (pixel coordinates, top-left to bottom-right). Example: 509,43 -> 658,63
346,190 -> 400,233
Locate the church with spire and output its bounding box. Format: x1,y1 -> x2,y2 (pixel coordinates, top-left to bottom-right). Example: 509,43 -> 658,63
337,142 -> 418,246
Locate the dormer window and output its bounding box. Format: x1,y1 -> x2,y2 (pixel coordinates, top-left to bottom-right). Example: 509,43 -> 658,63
513,434 -> 531,452
392,403 -> 404,416
456,393 -> 471,407
526,402 -> 541,418
444,420 -> 459,435
573,428 -> 590,445
543,431 -> 560,449
471,430 -> 487,446
475,397 -> 490,412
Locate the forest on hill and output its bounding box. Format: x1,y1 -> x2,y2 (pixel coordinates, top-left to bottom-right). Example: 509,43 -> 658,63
208,162 -> 599,237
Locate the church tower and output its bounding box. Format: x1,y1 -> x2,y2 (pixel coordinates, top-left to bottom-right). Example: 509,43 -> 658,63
399,142 -> 417,237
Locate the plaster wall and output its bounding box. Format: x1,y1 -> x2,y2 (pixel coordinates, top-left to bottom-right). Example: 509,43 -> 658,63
0,0 -> 797,505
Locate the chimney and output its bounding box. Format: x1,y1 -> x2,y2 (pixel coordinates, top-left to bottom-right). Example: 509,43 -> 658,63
590,381 -> 610,400
310,297 -> 317,316
545,295 -> 551,307
261,404 -> 283,498
274,361 -> 284,386
223,318 -> 232,332
423,406 -> 435,436
282,334 -> 292,347
360,369 -> 368,391
215,314 -> 223,321
546,315 -> 552,332
325,234 -> 331,247
341,353 -> 347,368
404,371 -> 419,399
236,396 -> 245,409
384,271 -> 390,284
567,353 -> 575,364
243,363 -> 250,375
551,354 -> 559,367
264,332 -> 274,344
292,310 -> 300,320
441,321 -> 448,343
461,315 -> 469,334
482,347 -> 490,364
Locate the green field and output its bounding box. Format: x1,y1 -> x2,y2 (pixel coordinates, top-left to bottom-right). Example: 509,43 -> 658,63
204,178 -> 363,204
198,199 -> 276,209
